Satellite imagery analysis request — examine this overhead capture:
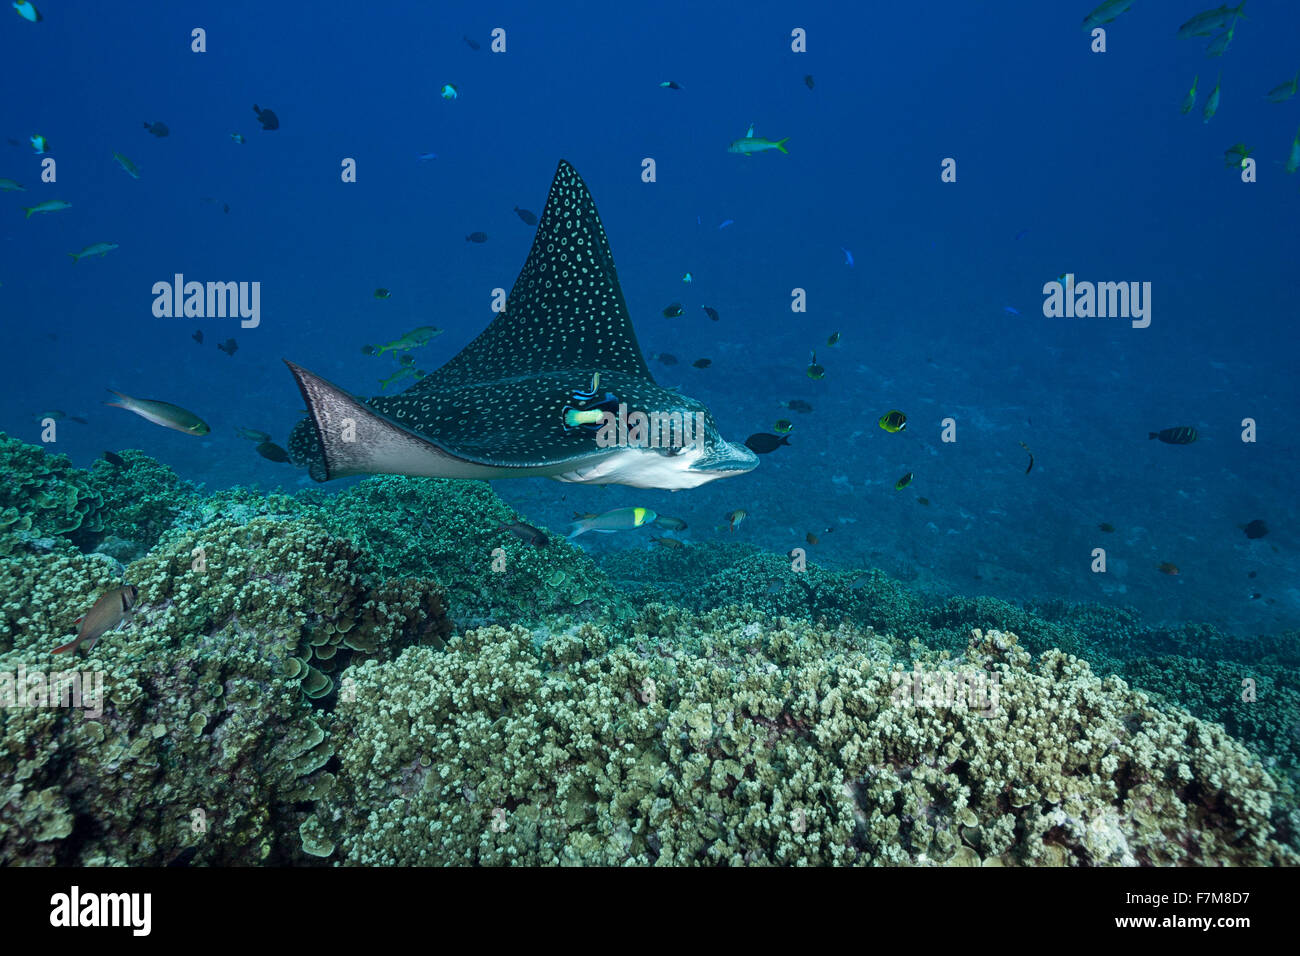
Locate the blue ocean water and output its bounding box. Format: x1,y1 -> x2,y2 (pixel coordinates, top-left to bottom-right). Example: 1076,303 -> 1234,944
2,0 -> 1296,636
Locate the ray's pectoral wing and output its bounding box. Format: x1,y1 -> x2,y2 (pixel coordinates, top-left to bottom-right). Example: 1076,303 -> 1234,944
285,361 -> 494,480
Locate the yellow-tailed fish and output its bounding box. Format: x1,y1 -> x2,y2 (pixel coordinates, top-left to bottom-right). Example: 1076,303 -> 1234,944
1265,71 -> 1299,103
104,389 -> 210,435
1286,124 -> 1300,174
1181,75 -> 1198,114
1203,72 -> 1221,123
112,151 -> 140,179
68,242 -> 119,262
22,199 -> 70,218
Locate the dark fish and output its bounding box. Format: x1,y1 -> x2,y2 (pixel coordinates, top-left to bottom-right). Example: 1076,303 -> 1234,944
807,351 -> 825,380
142,121 -> 169,137
217,338 -> 238,356
827,331 -> 841,346
652,353 -> 678,366
1150,426 -> 1198,445
223,203 -> 230,214
253,104 -> 279,130
463,34 -> 480,50
895,472 -> 914,490
399,353 -> 416,366
514,206 -> 538,225
1157,562 -> 1180,575
374,288 -> 392,299
103,451 -> 126,467
496,521 -> 549,548
1243,519 -> 1268,539
255,441 -> 291,462
1099,522 -> 1116,533
781,399 -> 813,414
69,416 -> 88,425
804,75 -> 815,90
701,305 -> 719,321
662,303 -> 684,318
691,358 -> 711,368
653,515 -> 687,531
651,536 -> 683,549
466,231 -> 488,243
916,497 -> 930,506
659,80 -> 683,90
745,433 -> 790,454
1019,440 -> 1034,474
192,329 -> 203,345
53,585 -> 138,655
805,532 -> 819,545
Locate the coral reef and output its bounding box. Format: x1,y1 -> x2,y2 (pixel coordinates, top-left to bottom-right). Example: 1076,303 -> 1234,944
86,450 -> 199,556
304,608 -> 1296,865
0,432 -> 104,551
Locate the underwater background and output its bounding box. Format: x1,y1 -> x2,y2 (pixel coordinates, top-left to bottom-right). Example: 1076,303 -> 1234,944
0,0 -> 1298,866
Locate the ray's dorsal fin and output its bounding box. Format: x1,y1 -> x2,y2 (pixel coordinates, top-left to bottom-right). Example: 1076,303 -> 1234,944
414,160 -> 650,390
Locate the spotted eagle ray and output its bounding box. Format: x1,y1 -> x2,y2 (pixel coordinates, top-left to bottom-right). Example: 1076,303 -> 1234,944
286,160 -> 757,490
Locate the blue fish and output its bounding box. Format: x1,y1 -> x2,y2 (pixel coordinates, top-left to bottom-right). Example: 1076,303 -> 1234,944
1003,306 -> 1021,315
718,219 -> 734,230
1014,228 -> 1028,240
417,152 -> 438,162
841,247 -> 854,267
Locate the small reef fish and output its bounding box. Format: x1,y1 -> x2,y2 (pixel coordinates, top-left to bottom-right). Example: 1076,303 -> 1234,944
804,75 -> 815,90
1181,75 -> 1199,114
1019,440 -> 1034,474
878,410 -> 907,433
805,532 -> 819,546
1203,72 -> 1222,123
781,400 -> 813,414
370,326 -> 442,355
726,509 -> 746,532
13,1 -> 41,22
727,125 -> 790,156
744,433 -> 790,454
916,497 -> 930,506
217,338 -> 238,356
231,133 -> 245,144
102,451 -> 126,468
895,472 -> 914,490
1242,519 -> 1268,539
143,120 -> 169,137
1205,21 -> 1238,58
841,247 -> 854,267
463,34 -> 480,51
773,419 -> 793,434
374,288 -> 392,299
1265,72 -> 1298,103
496,521 -> 549,548
0,178 -> 25,191
255,441 -> 291,462
1286,125 -> 1300,174
1224,143 -> 1252,168
253,104 -> 279,130
112,151 -> 140,178
662,303 -> 684,318
514,206 -> 538,225
104,389 -> 210,435
568,506 -> 657,540
192,330 -> 203,345
717,219 -> 734,229
1150,426 -> 1198,444
22,199 -> 71,218
1098,522 -> 1116,532
691,358 -> 712,369
653,515 -> 687,531
1176,2 -> 1247,39
236,427 -> 271,442
68,242 -> 118,262
53,585 -> 138,655
441,84 -> 459,100
466,231 -> 488,243
29,134 -> 49,154
807,352 -> 825,380
1157,562 -> 1180,575
681,272 -> 693,284
416,151 -> 437,161
827,331 -> 841,347
1080,0 -> 1134,31
659,81 -> 683,90
379,367 -> 420,390
702,306 -> 719,321
651,536 -> 683,549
